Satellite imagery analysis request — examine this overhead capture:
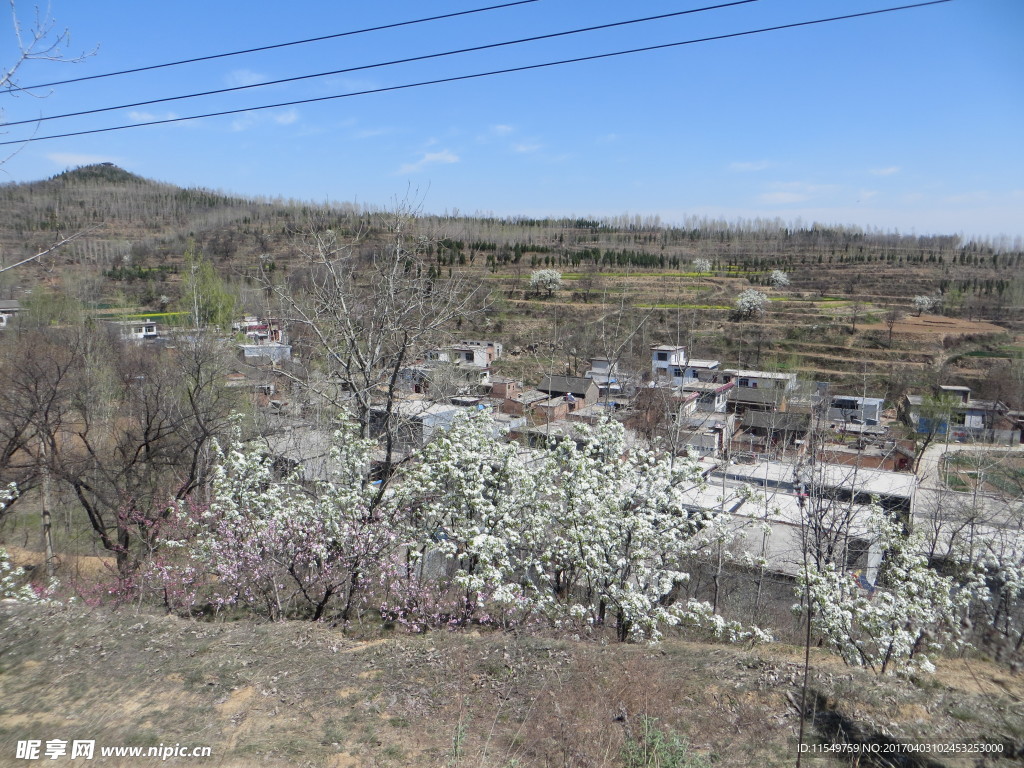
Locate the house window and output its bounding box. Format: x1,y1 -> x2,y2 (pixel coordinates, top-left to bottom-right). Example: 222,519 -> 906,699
739,378 -> 750,387
673,368 -> 683,378
845,537 -> 869,569
656,352 -> 668,362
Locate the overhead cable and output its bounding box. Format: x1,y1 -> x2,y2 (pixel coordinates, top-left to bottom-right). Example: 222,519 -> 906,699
0,0 -> 953,147
10,0 -> 543,91
0,0 -> 758,128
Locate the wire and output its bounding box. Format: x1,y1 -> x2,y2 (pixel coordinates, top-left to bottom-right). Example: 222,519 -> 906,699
0,0 -> 759,128
0,0 -> 953,148
9,0 -> 543,92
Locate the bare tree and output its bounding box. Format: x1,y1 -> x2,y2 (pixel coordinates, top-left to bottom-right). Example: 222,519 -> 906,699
3,1 -> 92,159
884,306 -> 903,348
50,330 -> 240,574
0,327 -> 80,577
269,204 -> 483,470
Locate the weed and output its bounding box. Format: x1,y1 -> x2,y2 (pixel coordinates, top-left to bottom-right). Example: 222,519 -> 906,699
622,716 -> 711,768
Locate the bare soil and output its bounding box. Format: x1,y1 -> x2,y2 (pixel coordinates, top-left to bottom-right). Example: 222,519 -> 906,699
1,604 -> 1021,767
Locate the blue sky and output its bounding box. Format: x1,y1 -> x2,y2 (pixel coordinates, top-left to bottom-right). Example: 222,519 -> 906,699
2,0 -> 1021,239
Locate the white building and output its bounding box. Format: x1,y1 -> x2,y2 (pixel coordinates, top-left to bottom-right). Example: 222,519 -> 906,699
651,345 -> 687,384
110,319 -> 159,341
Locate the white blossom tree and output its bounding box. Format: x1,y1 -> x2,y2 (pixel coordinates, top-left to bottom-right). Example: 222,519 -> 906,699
140,409 -> 775,642
529,269 -> 562,297
769,269 -> 790,288
799,510 -> 967,675
692,258 -> 712,274
735,288 -> 769,319
389,411 -> 543,629
0,483 -> 36,602
912,295 -> 936,316
178,420 -> 398,621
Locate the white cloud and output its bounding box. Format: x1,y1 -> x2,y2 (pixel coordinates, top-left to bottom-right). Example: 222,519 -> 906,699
760,191 -> 809,204
397,150 -> 460,174
758,181 -> 838,205
229,109 -> 299,131
230,113 -> 257,132
870,166 -> 901,176
730,160 -> 773,172
47,152 -> 121,167
353,127 -> 393,139
274,109 -> 299,125
226,69 -> 267,87
512,142 -> 541,154
491,124 -> 514,136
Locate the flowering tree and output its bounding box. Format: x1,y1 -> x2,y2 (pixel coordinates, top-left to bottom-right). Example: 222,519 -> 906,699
529,269 -> 563,297
969,531 -> 1024,660
181,420 -> 398,621
692,258 -> 712,274
769,269 -> 790,288
912,295 -> 936,316
0,483 -> 37,602
799,510 -> 967,675
734,289 -> 769,319
389,411 -> 542,629
145,412 -> 770,643
536,419 -> 755,641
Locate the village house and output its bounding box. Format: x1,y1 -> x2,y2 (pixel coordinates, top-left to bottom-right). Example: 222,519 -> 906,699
488,376 -> 521,400
367,400 -> 463,451
501,388 -> 552,418
233,316 -> 284,344
537,375 -> 599,410
828,395 -> 885,426
0,299 -> 22,329
678,380 -> 734,413
904,385 -> 1020,444
455,338 -> 503,363
650,344 -> 687,384
719,369 -> 797,413
239,342 -> 292,364
399,360 -> 490,397
671,412 -> 736,458
109,318 -> 160,341
731,411 -> 810,457
583,357 -> 624,395
426,344 -> 491,368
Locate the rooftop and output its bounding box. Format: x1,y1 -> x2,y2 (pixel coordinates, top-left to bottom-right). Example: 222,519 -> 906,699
718,459 -> 918,499
723,369 -> 797,380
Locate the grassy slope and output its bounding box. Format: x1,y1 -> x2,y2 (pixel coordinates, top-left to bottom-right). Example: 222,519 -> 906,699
1,603 -> 1021,768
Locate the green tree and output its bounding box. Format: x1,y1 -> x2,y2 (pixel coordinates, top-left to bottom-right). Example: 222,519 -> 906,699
178,244 -> 236,329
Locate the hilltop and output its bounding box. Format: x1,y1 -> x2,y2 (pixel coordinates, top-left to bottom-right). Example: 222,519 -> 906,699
0,164 -> 1021,398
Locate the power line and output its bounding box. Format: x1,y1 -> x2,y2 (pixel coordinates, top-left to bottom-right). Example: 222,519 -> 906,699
0,0 -> 953,148
9,0 -> 543,92
0,1 -> 759,128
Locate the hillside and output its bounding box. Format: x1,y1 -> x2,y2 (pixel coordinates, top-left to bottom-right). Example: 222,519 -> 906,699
2,602 -> 1022,768
0,164 -> 1022,397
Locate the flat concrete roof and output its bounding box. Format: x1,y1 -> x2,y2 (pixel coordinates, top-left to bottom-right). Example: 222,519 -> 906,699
717,459 -> 917,499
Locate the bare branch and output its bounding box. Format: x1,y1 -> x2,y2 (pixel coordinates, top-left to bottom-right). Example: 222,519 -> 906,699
0,224 -> 101,273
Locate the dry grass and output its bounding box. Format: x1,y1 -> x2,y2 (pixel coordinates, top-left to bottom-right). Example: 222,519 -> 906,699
1,604 -> 1022,767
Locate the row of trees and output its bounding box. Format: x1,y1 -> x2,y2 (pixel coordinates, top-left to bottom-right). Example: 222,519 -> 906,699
139,414 -> 770,642
0,323 -> 240,577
